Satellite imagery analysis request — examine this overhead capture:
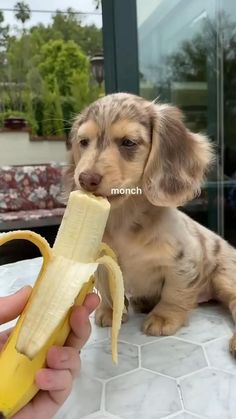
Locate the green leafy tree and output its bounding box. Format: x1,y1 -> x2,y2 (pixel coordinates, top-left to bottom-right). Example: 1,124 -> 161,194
24,90 -> 38,134
38,39 -> 89,97
14,1 -> 31,32
5,34 -> 33,111
30,9 -> 102,57
7,34 -> 33,82
0,11 -> 9,48
51,8 -> 83,42
164,13 -> 236,142
52,82 -> 64,136
0,11 -> 9,112
26,67 -> 43,96
42,85 -> 54,136
0,6 -> 103,136
42,81 -> 64,136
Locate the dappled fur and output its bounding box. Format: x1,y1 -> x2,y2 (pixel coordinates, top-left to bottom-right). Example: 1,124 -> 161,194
64,93 -> 236,356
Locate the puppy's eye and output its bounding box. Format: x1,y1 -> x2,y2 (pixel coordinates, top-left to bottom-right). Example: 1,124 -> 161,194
121,138 -> 137,147
80,138 -> 89,147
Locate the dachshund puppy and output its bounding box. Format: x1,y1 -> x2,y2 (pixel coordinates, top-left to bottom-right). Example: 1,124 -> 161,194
64,92 -> 236,355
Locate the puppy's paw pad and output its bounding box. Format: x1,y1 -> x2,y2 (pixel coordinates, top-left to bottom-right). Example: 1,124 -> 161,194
95,307 -> 113,327
142,314 -> 179,336
229,334 -> 236,357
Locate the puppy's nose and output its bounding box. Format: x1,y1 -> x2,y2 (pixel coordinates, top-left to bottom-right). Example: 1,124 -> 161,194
79,171 -> 102,192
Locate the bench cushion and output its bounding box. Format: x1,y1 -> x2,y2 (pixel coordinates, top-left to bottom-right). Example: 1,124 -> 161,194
0,164 -> 65,213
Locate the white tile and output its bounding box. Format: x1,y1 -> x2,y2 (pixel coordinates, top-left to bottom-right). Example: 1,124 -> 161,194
92,416 -> 109,419
81,340 -> 139,380
205,336 -> 236,373
222,316 -> 235,333
197,302 -> 229,317
180,368 -> 236,418
176,312 -> 230,343
0,258 -> 42,332
197,303 -> 234,331
117,312 -> 164,345
168,413 -> 202,419
141,337 -> 207,378
105,369 -> 181,419
88,416 -> 113,419
2,257 -> 236,419
54,373 -> 102,419
0,257 -> 42,296
87,317 -> 109,345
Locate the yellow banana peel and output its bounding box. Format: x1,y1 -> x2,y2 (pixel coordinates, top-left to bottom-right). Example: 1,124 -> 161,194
0,191 -> 124,418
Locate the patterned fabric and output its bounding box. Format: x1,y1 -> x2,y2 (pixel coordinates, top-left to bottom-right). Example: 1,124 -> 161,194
0,164 -> 66,214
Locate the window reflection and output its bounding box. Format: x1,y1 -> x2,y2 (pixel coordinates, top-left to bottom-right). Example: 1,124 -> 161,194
137,0 -> 236,243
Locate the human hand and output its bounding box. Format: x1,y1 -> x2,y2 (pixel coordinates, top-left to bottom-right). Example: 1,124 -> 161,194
0,286 -> 100,419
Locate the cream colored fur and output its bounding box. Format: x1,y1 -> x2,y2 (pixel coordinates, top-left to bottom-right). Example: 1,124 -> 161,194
64,93 -> 236,356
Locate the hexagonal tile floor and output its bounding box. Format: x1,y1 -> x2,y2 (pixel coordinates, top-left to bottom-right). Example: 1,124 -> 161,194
54,303 -> 236,419
0,259 -> 236,419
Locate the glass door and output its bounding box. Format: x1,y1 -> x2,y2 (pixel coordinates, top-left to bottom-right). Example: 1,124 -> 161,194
220,0 -> 236,245
136,0 -> 227,236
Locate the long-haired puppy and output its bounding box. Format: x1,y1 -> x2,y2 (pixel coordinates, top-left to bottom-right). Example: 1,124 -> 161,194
64,92 -> 236,355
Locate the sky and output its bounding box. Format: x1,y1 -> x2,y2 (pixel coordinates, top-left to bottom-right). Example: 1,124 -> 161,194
0,0 -> 102,29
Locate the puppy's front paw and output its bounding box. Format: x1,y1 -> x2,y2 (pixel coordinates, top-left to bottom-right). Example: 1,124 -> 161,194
229,333 -> 236,357
95,306 -> 128,328
95,306 -> 113,327
142,314 -> 180,336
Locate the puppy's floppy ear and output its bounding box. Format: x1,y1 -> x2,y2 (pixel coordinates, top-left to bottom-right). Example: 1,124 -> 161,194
62,114 -> 84,202
62,152 -> 76,202
142,104 -> 214,207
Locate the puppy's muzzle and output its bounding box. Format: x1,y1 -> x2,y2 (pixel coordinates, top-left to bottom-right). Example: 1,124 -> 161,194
79,171 -> 102,192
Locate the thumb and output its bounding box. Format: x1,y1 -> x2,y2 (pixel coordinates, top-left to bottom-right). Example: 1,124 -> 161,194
0,286 -> 32,325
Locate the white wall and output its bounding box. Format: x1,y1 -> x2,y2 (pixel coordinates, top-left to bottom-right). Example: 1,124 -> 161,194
0,132 -> 70,165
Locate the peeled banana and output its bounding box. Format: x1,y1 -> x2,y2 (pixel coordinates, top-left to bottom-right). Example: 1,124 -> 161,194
0,190 -> 124,419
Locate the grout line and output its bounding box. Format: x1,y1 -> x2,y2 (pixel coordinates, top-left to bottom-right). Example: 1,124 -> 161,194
201,343 -> 210,367
173,334 -> 230,346
82,413 -> 103,419
105,367 -> 140,383
160,413 -> 180,419
161,411 -> 184,419
139,336 -> 169,346
210,366 -> 236,376
172,336 -> 207,345
138,345 -> 141,368
177,366 -> 210,381
141,366 -> 177,381
82,412 -> 123,419
176,379 -> 184,410
100,381 -> 106,412
184,410 -> 206,418
201,334 -> 232,346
